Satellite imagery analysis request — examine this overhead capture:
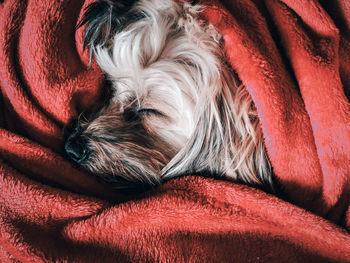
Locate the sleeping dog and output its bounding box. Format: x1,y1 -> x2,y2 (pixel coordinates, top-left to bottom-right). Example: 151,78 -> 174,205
64,0 -> 273,192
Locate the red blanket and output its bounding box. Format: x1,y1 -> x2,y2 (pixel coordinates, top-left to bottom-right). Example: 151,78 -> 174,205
1,0 -> 350,262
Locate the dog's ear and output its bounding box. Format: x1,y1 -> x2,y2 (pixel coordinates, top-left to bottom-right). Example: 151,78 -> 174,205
77,0 -> 144,59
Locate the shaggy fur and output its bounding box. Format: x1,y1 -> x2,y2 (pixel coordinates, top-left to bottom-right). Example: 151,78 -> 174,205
65,0 -> 272,191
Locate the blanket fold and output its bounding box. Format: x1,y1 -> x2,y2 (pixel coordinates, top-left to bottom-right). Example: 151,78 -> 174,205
1,0 -> 350,262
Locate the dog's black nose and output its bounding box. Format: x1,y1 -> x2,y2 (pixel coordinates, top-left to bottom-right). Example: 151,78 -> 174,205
64,119 -> 89,163
65,136 -> 89,163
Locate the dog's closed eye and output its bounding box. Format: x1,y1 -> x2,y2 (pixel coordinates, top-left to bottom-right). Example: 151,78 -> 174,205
122,107 -> 164,122
137,108 -> 164,117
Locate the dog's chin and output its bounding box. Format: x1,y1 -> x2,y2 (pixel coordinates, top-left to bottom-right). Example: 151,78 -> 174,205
79,156 -> 164,192
81,160 -> 164,194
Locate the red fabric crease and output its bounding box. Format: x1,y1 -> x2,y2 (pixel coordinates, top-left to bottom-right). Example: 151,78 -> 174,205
0,0 -> 350,262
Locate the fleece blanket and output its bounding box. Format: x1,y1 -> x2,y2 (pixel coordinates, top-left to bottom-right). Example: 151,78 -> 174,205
0,0 -> 350,262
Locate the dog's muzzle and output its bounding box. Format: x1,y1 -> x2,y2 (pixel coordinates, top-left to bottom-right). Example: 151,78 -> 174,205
64,119 -> 89,164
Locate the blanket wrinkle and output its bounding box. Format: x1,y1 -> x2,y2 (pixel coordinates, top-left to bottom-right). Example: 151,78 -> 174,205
265,0 -> 350,218
205,0 -> 327,213
1,0 -> 350,262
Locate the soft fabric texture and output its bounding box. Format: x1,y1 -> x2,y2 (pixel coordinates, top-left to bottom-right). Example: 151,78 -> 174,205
0,0 -> 350,262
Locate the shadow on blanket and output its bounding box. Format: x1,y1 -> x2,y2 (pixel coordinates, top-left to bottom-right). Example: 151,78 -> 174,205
0,0 -> 349,262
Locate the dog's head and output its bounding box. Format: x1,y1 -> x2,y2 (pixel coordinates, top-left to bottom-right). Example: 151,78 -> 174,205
65,0 -> 221,189
65,0 -> 272,191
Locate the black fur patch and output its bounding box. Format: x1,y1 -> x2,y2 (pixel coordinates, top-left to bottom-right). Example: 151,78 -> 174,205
77,0 -> 145,60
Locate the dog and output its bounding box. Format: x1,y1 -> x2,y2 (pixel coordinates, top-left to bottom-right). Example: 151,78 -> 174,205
64,0 -> 273,192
